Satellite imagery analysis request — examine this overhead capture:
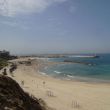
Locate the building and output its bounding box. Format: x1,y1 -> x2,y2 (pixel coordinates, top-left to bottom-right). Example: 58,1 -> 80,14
0,50 -> 10,59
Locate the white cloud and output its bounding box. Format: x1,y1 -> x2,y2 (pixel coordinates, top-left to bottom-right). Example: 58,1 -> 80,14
0,0 -> 67,17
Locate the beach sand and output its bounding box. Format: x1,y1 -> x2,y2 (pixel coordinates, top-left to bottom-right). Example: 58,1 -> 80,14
5,58 -> 110,110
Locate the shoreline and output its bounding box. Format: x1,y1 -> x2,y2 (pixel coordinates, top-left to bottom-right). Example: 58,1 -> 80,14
10,57 -> 110,85
39,59 -> 110,84
3,57 -> 110,110
40,70 -> 110,85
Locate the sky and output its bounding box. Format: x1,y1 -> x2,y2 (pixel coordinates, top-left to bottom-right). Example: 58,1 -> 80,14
0,0 -> 110,55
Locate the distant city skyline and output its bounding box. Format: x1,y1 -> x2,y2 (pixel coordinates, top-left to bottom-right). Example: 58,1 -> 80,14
0,0 -> 110,55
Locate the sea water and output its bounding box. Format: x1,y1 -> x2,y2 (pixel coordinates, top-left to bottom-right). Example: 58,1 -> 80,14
41,54 -> 110,82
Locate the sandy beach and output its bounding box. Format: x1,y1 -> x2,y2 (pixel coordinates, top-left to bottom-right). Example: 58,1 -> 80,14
3,57 -> 110,110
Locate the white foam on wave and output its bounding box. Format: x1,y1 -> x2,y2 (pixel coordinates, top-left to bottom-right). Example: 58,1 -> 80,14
39,72 -> 47,75
54,71 -> 61,74
67,75 -> 74,78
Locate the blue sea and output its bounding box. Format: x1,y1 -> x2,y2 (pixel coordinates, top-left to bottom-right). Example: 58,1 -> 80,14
41,54 -> 110,82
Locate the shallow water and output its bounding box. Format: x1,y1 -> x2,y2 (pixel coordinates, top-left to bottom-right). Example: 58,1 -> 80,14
41,54 -> 110,82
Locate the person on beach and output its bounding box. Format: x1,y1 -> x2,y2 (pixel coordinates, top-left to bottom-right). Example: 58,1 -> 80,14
2,68 -> 7,75
21,80 -> 24,86
43,81 -> 46,87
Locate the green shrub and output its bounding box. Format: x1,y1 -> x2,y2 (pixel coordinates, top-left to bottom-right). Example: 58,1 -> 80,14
0,58 -> 8,69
